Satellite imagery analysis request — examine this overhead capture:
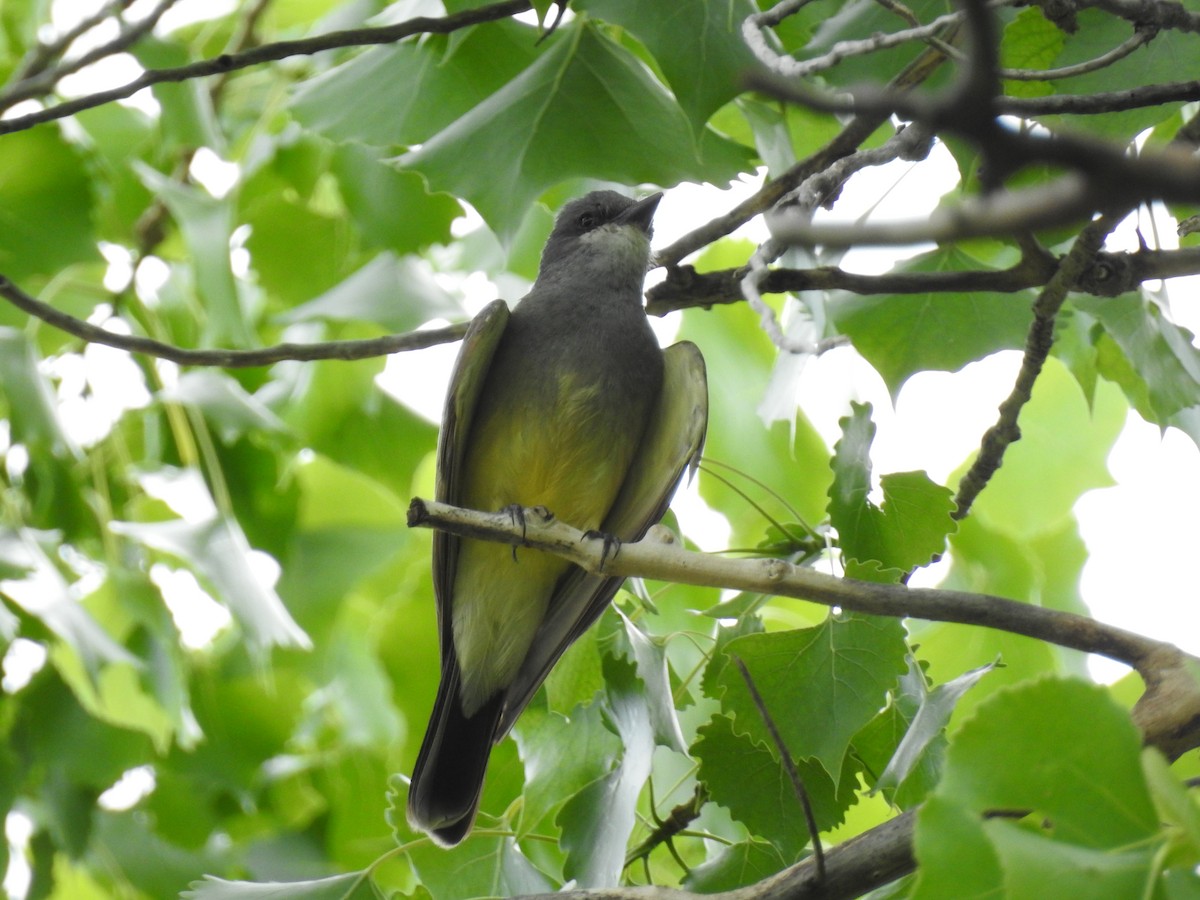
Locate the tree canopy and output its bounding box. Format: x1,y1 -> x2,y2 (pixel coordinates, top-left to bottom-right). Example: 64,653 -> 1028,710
1,0 -> 1200,898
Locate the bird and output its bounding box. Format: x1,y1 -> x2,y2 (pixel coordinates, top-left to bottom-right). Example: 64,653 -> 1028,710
406,190 -> 708,846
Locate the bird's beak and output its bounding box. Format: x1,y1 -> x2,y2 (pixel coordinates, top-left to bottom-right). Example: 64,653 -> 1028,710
614,192 -> 663,234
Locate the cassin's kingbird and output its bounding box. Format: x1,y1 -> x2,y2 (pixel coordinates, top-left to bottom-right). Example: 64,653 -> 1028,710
407,190 -> 708,846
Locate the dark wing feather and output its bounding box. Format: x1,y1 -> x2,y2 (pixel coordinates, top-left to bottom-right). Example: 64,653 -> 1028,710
408,300 -> 510,841
432,300 -> 510,657
497,341 -> 708,734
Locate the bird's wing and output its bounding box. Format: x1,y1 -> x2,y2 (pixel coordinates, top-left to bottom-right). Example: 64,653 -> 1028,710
497,340 -> 708,734
433,299 -> 511,659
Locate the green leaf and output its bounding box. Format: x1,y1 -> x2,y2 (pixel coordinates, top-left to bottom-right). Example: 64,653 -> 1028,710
290,19 -> 542,147
395,21 -> 749,240
279,252 -> 461,333
683,839 -> 789,892
406,833 -> 553,900
1075,293 -> 1200,426
159,371 -> 288,443
135,165 -> 250,347
693,713 -> 857,857
829,403 -> 956,573
183,872 -> 376,899
999,8 -> 1063,99
715,614 -> 908,781
577,0 -> 759,129
1142,748 -> 1200,867
543,620 -> 606,714
1045,9 -> 1186,139
938,678 -> 1158,848
284,356 -> 438,502
331,143 -> 462,254
616,608 -> 687,753
831,246 -> 1035,395
987,819 -> 1157,898
559,655 -> 654,887
0,528 -> 136,678
874,658 -> 994,795
0,126 -> 98,281
912,796 -> 1005,899
111,508 -> 311,652
512,701 -> 621,836
0,328 -> 74,454
241,189 -> 358,311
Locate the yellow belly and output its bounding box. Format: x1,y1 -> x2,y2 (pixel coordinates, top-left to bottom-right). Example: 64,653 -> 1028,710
451,375 -> 639,715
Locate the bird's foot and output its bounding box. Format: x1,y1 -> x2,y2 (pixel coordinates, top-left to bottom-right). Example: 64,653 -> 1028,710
501,505 -> 553,560
582,529 -> 622,572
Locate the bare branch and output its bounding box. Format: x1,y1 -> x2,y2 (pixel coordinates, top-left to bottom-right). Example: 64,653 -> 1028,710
952,211 -> 1125,519
0,275 -> 467,367
0,0 -> 532,136
646,242 -> 1200,315
409,497 -> 1200,761
1089,0 -> 1200,33
406,499 -> 1166,671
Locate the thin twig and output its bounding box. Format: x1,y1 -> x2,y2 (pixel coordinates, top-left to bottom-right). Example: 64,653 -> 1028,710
0,0 -> 182,112
0,276 -> 467,367
1000,26 -> 1155,81
0,0 -> 532,136
952,211 -> 1126,519
733,656 -> 827,881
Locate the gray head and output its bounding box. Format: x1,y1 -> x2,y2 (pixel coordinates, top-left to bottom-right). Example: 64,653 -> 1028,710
537,191 -> 662,288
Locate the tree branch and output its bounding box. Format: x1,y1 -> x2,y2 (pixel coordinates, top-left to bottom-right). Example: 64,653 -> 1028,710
0,0 -> 532,135
407,498 -> 1200,760
952,211 -> 1124,519
654,34 -> 959,268
647,243 -> 1200,315
0,275 -> 467,366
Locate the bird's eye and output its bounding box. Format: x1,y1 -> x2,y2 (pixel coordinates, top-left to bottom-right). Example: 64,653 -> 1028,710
578,212 -> 597,229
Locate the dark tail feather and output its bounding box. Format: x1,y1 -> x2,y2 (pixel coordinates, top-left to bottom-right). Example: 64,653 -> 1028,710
407,669 -> 504,847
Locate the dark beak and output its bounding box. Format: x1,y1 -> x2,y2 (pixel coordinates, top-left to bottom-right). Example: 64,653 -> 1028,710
615,192 -> 662,234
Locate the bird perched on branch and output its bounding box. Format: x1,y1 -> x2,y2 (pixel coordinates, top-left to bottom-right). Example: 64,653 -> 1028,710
407,190 -> 708,846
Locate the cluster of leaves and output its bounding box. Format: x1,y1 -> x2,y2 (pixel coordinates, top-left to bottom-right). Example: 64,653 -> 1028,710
1,0 -> 1200,898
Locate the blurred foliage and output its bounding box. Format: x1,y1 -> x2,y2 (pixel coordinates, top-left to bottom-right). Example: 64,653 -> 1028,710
1,0 -> 1199,898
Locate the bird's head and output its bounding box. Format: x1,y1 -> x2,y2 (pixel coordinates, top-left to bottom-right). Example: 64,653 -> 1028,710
537,190 -> 662,288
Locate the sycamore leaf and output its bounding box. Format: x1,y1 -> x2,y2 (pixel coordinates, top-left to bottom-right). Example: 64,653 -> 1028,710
715,614 -> 908,781
577,0 -> 759,129
394,21 -> 750,240
406,835 -> 553,899
290,19 -> 542,147
831,246 -> 1034,396
936,678 -> 1158,848
683,839 -> 790,893
829,403 -> 956,574
693,713 -> 857,858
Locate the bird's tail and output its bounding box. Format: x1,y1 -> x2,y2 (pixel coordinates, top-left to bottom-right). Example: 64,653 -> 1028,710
407,668 -> 504,847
